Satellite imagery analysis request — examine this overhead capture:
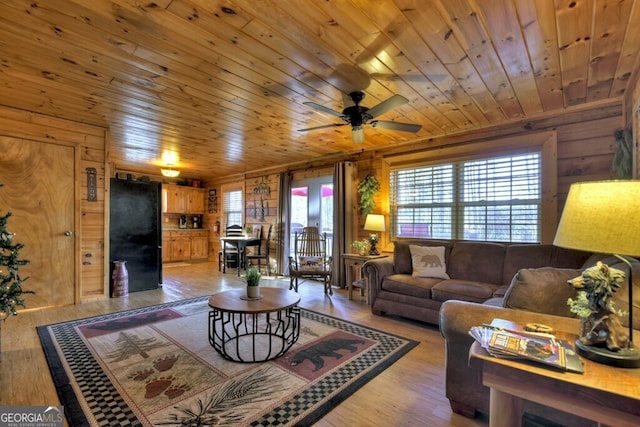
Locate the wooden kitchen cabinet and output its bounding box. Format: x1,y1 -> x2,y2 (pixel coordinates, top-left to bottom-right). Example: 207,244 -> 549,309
186,188 -> 206,213
190,231 -> 209,259
170,232 -> 192,261
164,230 -> 209,262
162,233 -> 171,263
162,184 -> 185,213
162,184 -> 206,214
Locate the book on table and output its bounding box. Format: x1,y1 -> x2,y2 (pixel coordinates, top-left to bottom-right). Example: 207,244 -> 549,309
469,319 -> 584,374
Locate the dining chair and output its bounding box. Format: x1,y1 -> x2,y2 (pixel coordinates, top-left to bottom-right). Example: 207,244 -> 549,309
288,226 -> 332,295
246,224 -> 272,276
218,224 -> 244,271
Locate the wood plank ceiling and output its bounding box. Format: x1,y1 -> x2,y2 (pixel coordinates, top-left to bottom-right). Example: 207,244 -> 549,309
1,0 -> 639,181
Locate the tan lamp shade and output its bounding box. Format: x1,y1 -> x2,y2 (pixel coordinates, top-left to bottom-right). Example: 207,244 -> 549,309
364,214 -> 386,232
553,180 -> 640,257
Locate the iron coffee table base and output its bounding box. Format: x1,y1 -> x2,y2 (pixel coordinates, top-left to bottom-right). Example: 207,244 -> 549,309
208,306 -> 300,362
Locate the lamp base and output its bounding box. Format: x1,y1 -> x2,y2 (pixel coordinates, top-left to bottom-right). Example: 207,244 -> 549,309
368,233 -> 379,255
575,339 -> 640,368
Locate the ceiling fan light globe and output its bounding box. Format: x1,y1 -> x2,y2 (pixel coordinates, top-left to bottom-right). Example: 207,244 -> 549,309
352,126 -> 365,144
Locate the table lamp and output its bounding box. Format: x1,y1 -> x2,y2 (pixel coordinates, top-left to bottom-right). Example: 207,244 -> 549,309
553,180 -> 640,368
364,214 -> 385,255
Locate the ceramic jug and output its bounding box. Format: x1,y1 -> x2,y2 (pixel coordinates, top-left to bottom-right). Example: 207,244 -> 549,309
112,260 -> 129,297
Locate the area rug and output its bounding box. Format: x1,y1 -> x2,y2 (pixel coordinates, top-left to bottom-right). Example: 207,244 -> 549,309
37,295 -> 418,426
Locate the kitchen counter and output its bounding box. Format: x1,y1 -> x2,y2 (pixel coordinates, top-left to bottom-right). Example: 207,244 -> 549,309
163,227 -> 207,231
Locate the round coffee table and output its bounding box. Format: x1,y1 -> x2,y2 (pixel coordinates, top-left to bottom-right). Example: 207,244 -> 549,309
208,287 -> 301,362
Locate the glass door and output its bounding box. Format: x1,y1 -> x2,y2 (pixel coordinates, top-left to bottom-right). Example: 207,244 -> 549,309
290,176 -> 334,256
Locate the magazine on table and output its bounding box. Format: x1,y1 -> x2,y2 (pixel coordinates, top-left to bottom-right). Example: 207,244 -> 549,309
469,319 -> 584,373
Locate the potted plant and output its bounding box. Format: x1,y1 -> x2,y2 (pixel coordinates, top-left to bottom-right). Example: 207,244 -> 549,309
243,226 -> 252,238
357,175 -> 380,216
351,239 -> 369,256
245,267 -> 261,298
1,208 -> 33,322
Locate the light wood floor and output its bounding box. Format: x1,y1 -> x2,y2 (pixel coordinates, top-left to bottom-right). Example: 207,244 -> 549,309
0,262 -> 488,427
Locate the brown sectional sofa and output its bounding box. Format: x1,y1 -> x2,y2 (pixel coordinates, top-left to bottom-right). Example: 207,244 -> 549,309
362,239 -> 591,325
440,254 -> 639,421
364,239 -> 640,423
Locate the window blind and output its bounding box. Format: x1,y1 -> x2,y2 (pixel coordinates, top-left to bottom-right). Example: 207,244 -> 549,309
223,189 -> 243,227
390,152 -> 541,243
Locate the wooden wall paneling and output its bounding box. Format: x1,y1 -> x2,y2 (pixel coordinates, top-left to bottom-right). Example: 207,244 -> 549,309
353,157 -> 388,248
243,174 -> 280,271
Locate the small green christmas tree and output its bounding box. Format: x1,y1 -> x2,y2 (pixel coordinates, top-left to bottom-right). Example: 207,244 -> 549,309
0,184 -> 33,320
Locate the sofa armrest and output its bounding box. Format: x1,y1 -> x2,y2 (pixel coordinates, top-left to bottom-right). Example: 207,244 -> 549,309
439,300 -> 580,416
362,257 -> 394,303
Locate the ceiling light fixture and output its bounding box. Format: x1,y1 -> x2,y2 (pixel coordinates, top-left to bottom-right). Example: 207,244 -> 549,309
161,166 -> 180,177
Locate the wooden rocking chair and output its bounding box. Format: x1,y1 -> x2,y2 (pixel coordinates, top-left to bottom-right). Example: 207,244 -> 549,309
288,226 -> 332,295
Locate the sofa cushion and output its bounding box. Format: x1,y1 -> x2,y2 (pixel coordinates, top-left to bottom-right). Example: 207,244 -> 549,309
432,280 -> 500,303
410,245 -> 449,279
381,274 -> 440,299
502,267 -> 583,317
447,241 -> 506,285
502,244 -> 591,287
393,240 -> 454,275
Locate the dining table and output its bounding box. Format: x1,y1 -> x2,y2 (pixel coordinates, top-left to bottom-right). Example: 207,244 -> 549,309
220,235 -> 261,276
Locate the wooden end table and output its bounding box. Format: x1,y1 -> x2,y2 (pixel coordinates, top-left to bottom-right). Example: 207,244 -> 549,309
342,253 -> 388,301
469,340 -> 640,427
208,287 -> 301,362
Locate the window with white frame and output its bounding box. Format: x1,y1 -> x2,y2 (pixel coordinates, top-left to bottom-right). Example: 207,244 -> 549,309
222,186 -> 243,228
390,151 -> 541,243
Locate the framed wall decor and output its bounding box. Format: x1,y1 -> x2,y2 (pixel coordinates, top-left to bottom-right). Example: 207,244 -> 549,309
208,189 -> 218,213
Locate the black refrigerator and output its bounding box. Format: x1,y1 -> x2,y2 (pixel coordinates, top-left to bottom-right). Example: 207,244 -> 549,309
109,178 -> 162,294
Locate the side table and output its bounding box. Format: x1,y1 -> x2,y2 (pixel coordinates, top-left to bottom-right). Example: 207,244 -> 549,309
342,253 -> 388,301
469,340 -> 640,427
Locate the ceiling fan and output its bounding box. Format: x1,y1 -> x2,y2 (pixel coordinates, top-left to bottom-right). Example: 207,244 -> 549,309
298,91 -> 422,143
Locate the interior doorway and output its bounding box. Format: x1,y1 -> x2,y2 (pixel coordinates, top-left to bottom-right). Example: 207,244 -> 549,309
0,136 -> 76,309
290,176 -> 334,256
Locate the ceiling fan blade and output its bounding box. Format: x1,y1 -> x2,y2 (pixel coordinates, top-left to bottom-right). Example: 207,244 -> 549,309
371,120 -> 422,133
298,123 -> 347,132
302,101 -> 345,118
352,126 -> 365,144
364,94 -> 409,119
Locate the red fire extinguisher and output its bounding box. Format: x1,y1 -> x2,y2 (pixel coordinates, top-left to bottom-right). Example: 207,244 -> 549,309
213,220 -> 220,235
